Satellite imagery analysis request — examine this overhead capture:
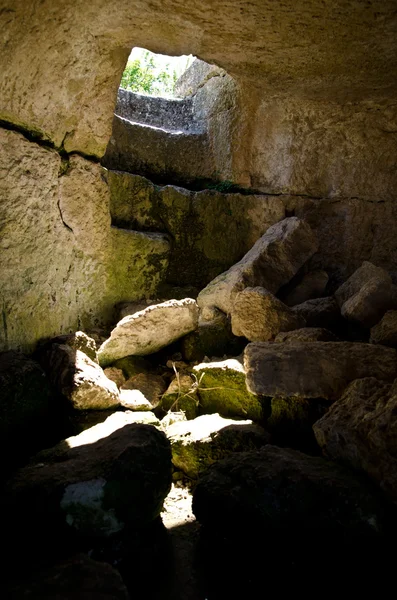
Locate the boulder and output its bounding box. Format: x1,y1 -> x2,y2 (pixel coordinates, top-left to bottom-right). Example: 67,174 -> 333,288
193,445 -> 384,535
281,269 -> 329,306
335,261 -> 391,307
370,310 -> 397,347
291,296 -> 342,331
166,413 -> 269,479
3,413 -> 172,542
47,331 -> 98,362
119,390 -> 153,411
313,377 -> 397,504
157,374 -> 199,420
193,357 -> 265,421
104,367 -> 126,388
231,286 -> 305,341
120,373 -> 167,408
244,342 -> 397,400
192,446 -> 388,594
42,344 -> 120,410
0,351 -> 51,465
6,554 -> 130,600
197,217 -> 318,315
98,299 -> 199,366
275,327 -> 339,342
181,308 -> 244,362
341,277 -> 397,328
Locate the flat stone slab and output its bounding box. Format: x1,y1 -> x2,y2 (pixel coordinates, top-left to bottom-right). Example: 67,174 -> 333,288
98,298 -> 199,366
197,217 -> 318,315
244,341 -> 397,400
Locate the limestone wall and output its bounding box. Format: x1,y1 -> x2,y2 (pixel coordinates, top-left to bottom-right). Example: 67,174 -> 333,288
1,0 -> 397,352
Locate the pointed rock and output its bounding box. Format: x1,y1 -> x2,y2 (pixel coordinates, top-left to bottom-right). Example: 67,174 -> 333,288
197,217 -> 318,315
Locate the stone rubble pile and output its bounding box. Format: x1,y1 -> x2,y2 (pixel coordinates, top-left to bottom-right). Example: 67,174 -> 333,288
2,215 -> 397,596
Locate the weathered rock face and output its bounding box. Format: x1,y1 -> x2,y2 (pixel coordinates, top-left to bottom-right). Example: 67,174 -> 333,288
313,377 -> 397,504
157,374 -> 199,420
274,327 -> 338,343
48,332 -> 98,363
244,342 -> 397,400
341,277 -> 397,328
106,170 -> 285,287
3,413 -> 172,540
281,270 -> 329,306
120,373 -> 167,408
231,286 -> 305,341
193,357 -> 264,421
181,309 -> 244,362
197,217 -> 318,315
166,413 -> 269,479
0,130 -> 170,353
335,261 -> 391,307
41,344 -> 120,411
98,299 -> 199,365
291,296 -> 342,331
370,311 -> 397,347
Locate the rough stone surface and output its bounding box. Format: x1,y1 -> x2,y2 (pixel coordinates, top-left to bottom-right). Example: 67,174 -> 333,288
370,311 -> 397,347
6,554 -> 131,600
119,389 -> 153,411
116,87 -> 198,132
98,299 -> 199,366
41,344 -> 120,410
0,131 -> 169,353
193,357 -> 264,421
197,217 -> 318,315
244,342 -> 397,400
341,278 -> 397,328
3,413 -> 172,539
281,270 -> 329,306
0,350 -> 51,463
157,374 -> 199,420
166,413 -> 269,479
104,367 -> 126,388
193,444 -> 385,537
120,373 -> 167,408
181,309 -> 244,362
313,377 -> 397,504
47,331 -> 98,363
231,286 -> 305,341
112,356 -> 154,379
335,261 -> 391,307
275,327 -> 339,343
103,115 -> 213,186
175,58 -> 225,98
106,171 -> 285,287
291,296 -> 342,331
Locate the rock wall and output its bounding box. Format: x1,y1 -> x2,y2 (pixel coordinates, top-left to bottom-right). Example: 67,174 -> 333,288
1,0 -> 397,351
0,129 -> 170,353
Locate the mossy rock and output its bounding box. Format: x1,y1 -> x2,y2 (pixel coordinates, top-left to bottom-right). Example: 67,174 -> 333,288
112,356 -> 154,379
166,413 -> 269,479
193,358 -> 264,421
157,374 -> 199,420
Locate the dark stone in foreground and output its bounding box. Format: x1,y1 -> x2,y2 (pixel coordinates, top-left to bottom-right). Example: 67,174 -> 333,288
3,414 -> 172,550
6,554 -> 130,599
193,445 -> 392,598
